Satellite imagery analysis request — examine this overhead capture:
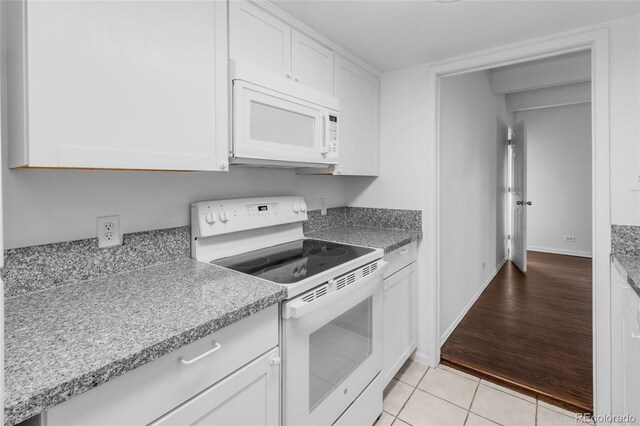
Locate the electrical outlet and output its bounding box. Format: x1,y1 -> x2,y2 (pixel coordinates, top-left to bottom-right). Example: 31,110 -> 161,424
96,216 -> 122,248
564,235 -> 576,242
320,198 -> 327,216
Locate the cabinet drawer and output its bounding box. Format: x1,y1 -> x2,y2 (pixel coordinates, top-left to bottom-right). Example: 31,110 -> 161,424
384,241 -> 418,278
150,348 -> 280,426
46,305 -> 278,426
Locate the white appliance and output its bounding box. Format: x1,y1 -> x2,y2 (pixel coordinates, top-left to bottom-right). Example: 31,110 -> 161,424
191,196 -> 385,426
230,61 -> 339,168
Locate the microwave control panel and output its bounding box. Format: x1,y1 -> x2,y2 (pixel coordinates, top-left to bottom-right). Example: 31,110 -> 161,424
329,115 -> 338,153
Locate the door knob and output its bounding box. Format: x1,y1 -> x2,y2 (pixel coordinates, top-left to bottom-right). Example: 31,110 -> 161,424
526,201 -> 533,206
516,201 -> 523,205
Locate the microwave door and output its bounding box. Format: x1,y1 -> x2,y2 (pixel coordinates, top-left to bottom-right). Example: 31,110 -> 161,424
233,82 -> 330,164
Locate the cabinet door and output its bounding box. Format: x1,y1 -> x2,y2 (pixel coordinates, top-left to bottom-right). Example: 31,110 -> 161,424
622,302 -> 640,426
291,30 -> 334,94
334,55 -> 380,176
229,0 -> 291,79
151,348 -> 280,426
611,263 -> 627,417
382,263 -> 417,385
22,0 -> 228,171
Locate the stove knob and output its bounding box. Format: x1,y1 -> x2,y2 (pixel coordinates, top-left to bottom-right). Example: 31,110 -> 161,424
205,212 -> 215,225
292,203 -> 300,213
300,202 -> 307,213
219,210 -> 229,222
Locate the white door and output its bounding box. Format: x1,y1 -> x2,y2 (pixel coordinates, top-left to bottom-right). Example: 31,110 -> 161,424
233,82 -> 336,165
282,266 -> 383,426
511,121 -> 528,272
382,263 -> 417,385
333,55 -> 380,176
291,30 -> 334,94
23,0 -> 228,171
150,348 -> 280,426
229,0 -> 291,78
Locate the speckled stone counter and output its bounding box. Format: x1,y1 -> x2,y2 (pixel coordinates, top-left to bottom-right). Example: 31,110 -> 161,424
613,254 -> 640,298
4,259 -> 286,426
306,226 -> 421,254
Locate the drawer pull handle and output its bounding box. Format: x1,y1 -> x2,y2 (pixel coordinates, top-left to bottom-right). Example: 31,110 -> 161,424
632,333 -> 640,341
180,342 -> 222,365
398,249 -> 409,255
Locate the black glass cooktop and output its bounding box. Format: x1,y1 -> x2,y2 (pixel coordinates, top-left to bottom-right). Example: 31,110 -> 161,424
212,239 -> 375,284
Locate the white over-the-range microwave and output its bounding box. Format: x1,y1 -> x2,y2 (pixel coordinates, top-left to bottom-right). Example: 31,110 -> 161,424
230,61 -> 339,168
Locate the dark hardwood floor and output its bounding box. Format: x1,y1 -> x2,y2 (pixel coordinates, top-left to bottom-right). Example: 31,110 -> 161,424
441,251 -> 593,413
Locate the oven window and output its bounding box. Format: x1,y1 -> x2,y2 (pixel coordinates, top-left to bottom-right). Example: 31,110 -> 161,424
250,101 -> 315,148
309,297 -> 373,412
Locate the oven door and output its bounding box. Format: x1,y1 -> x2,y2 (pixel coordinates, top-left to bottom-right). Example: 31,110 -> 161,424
232,81 -> 338,166
282,262 -> 385,426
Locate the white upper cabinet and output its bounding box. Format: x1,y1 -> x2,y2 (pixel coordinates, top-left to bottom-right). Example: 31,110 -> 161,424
291,30 -> 335,94
334,55 -> 380,176
229,1 -> 334,95
4,0 -> 229,171
229,1 -> 292,79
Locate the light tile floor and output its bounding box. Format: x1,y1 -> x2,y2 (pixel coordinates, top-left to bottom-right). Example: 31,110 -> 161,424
378,359 -> 594,426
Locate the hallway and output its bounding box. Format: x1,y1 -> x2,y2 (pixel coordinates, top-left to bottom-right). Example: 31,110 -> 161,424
440,251 -> 593,413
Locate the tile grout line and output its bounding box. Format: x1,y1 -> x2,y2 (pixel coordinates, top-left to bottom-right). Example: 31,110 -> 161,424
463,381 -> 481,425
392,366 -> 429,426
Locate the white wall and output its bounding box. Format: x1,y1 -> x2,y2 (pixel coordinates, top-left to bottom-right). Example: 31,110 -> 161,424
516,103 -> 592,257
490,50 -> 591,94
438,71 -> 509,341
1,163 -> 353,248
506,81 -> 591,112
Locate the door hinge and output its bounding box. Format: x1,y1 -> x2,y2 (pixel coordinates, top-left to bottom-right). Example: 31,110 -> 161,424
507,234 -> 511,240
507,186 -> 511,192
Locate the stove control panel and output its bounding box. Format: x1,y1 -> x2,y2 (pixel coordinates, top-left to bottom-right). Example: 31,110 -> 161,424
192,196 -> 308,238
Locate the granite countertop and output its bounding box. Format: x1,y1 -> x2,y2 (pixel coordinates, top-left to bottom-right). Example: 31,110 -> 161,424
4,259 -> 286,426
613,254 -> 640,298
306,226 -> 422,253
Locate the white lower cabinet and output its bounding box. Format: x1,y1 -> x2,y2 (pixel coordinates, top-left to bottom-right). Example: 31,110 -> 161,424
611,260 -> 640,426
44,305 -> 279,426
382,243 -> 418,385
622,299 -> 640,426
150,348 -> 280,426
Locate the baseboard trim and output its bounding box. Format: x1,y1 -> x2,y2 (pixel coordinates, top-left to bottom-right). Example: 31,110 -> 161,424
439,257 -> 508,346
412,351 -> 434,367
528,246 -> 592,258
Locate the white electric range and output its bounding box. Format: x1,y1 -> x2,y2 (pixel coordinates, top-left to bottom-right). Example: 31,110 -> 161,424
191,196 -> 386,426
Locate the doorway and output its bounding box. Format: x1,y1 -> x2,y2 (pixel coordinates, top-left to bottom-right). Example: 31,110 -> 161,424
436,53 -> 593,411
424,29 -> 611,418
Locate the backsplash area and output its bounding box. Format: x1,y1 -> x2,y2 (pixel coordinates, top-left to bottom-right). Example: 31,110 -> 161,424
304,207 -> 422,234
2,227 -> 189,298
612,225 -> 640,257
2,207 -> 421,298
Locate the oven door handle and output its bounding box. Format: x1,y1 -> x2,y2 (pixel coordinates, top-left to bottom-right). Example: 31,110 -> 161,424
283,261 -> 388,320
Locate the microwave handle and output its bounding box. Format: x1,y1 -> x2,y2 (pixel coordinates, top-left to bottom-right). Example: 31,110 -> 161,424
283,261 -> 388,320
320,113 -> 330,154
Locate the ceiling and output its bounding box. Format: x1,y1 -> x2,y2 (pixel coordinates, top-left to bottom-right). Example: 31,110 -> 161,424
271,0 -> 640,72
